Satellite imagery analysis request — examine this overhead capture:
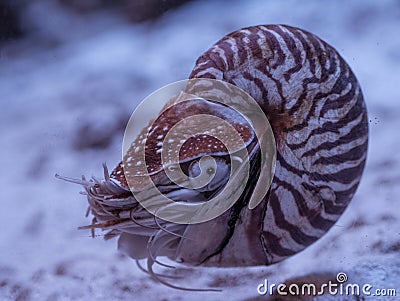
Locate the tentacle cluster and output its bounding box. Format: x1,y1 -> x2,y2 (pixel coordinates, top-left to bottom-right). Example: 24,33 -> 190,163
57,165 -> 211,290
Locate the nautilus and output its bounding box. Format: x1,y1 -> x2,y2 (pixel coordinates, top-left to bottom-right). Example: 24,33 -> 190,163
58,24 -> 368,290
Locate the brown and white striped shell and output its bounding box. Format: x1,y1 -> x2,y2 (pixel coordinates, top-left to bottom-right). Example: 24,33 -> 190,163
59,24 -> 368,290
186,24 -> 368,265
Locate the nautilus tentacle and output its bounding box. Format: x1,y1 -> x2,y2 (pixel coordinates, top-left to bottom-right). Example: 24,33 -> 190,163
59,24 -> 368,289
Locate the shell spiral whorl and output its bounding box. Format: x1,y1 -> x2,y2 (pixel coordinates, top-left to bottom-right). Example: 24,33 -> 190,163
61,24 -> 368,289
188,24 -> 368,264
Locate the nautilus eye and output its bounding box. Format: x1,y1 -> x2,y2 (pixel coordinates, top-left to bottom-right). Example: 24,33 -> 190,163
58,24 -> 368,291
188,157 -> 230,192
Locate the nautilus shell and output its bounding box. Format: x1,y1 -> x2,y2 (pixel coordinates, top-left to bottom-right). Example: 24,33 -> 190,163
58,24 -> 368,289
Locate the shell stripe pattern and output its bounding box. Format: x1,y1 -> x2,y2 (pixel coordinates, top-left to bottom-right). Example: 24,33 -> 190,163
188,25 -> 368,264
